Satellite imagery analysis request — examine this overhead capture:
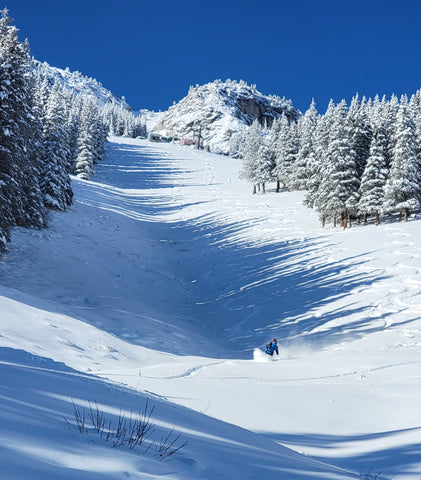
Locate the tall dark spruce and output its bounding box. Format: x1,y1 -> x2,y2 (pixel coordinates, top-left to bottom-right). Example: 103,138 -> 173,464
0,9 -> 46,252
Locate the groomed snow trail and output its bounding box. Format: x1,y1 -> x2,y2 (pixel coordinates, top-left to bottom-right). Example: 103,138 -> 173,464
1,136 -> 421,479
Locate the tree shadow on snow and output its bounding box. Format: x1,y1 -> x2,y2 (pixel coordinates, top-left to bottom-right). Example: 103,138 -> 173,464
0,140 -> 397,358
176,215 -> 392,356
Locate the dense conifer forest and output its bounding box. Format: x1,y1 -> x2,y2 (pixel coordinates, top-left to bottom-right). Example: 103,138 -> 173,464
0,9 -> 145,253
238,91 -> 421,227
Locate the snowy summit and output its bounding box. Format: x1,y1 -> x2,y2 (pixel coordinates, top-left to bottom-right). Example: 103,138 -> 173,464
153,79 -> 300,154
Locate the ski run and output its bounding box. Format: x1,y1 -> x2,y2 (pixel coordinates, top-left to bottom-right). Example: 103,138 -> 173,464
1,136 -> 421,479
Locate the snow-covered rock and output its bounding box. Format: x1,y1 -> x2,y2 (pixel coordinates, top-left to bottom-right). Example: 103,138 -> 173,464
153,79 -> 300,154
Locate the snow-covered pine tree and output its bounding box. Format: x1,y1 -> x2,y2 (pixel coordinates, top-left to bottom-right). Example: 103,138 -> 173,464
348,95 -> 372,179
65,91 -> 83,166
254,144 -> 275,193
239,120 -> 262,194
382,102 -> 421,220
382,94 -> 399,168
0,8 -> 46,251
291,99 -> 318,190
101,100 -> 138,139
229,130 -> 246,158
316,100 -> 359,227
358,126 -> 389,224
267,117 -> 281,167
304,99 -> 335,210
74,96 -> 107,179
272,115 -> 298,192
40,80 -> 73,210
132,113 -> 147,138
22,56 -> 48,230
409,89 -> 421,157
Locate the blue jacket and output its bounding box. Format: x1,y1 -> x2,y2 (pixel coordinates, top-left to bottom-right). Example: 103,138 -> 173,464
266,342 -> 279,356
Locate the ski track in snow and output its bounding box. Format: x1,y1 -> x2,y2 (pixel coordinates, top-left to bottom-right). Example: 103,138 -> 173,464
1,137 -> 421,479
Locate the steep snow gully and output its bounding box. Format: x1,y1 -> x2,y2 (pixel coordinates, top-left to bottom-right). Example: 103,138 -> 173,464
1,136 -> 421,479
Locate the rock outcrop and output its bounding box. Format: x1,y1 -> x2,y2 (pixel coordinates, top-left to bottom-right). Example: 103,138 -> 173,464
153,79 -> 300,154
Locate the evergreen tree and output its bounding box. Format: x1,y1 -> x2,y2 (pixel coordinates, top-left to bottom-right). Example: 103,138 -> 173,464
291,99 -> 318,190
239,120 -> 262,193
254,144 -> 274,193
229,130 -> 246,158
383,102 -> 421,220
267,117 -> 281,165
0,8 -> 46,251
66,92 -> 83,166
383,94 -> 400,167
316,101 -> 359,227
40,80 -> 73,210
348,95 -> 372,179
75,96 -> 107,179
272,115 -> 298,191
409,89 -> 421,157
358,126 -> 388,224
22,59 -> 47,230
304,100 -> 335,209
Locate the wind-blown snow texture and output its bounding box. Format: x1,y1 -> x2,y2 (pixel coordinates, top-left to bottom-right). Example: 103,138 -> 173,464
1,137 -> 421,479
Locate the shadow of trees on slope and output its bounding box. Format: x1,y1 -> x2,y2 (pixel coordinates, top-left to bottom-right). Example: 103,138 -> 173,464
100,142 -> 393,355
0,139 -> 393,357
172,215 -> 391,356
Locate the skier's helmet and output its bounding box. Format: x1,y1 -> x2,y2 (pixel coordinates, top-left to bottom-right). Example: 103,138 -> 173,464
273,338 -> 277,344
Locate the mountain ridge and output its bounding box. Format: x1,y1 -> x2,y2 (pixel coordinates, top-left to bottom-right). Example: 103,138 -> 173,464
33,59 -> 132,110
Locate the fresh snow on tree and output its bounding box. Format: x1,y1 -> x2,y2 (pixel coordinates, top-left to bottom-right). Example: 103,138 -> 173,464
0,8 -> 46,250
383,101 -> 421,220
358,125 -> 388,223
272,114 -> 299,191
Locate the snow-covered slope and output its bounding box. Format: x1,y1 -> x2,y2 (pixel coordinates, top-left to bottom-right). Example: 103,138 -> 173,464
33,60 -> 131,109
1,137 -> 421,479
153,79 -> 300,154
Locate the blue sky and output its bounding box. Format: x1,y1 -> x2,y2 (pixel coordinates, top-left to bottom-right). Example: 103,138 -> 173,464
7,0 -> 421,114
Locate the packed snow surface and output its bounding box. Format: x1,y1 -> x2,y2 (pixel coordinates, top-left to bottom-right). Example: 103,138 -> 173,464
1,136 -> 421,479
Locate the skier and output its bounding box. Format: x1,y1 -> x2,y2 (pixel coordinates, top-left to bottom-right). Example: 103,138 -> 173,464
266,338 -> 279,357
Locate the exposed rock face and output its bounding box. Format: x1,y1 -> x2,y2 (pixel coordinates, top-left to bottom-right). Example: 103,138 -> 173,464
153,79 -> 300,154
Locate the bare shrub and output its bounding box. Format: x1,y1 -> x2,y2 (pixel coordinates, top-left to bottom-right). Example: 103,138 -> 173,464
71,399 -> 86,433
153,429 -> 188,461
66,398 -> 186,460
88,400 -> 106,436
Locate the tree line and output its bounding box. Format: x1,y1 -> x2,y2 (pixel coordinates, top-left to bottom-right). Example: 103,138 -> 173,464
0,9 -> 145,253
238,89 -> 421,227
